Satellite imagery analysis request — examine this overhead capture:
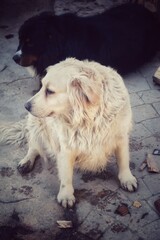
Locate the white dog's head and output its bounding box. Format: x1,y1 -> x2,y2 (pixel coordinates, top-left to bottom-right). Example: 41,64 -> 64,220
25,58 -> 103,124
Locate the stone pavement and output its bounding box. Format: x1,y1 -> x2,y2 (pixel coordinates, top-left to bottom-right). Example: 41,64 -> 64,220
0,1 -> 160,239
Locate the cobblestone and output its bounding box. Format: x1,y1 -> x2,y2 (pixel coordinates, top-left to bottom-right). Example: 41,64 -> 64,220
0,0 -> 160,239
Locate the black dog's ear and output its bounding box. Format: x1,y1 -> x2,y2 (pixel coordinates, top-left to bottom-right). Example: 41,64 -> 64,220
39,11 -> 54,17
46,16 -> 65,43
48,34 -> 53,40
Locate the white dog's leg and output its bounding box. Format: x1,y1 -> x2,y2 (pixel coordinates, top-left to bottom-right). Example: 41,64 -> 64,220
17,148 -> 38,174
116,135 -> 137,191
57,150 -> 75,208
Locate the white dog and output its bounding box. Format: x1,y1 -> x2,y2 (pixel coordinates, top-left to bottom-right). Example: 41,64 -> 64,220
0,58 -> 137,207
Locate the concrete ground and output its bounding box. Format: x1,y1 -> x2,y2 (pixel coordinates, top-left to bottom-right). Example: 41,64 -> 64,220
0,0 -> 160,239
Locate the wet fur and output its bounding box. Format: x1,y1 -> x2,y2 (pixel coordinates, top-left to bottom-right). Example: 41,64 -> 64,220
16,58 -> 137,207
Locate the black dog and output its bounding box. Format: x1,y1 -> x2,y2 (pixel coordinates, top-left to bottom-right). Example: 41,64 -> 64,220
13,3 -> 160,82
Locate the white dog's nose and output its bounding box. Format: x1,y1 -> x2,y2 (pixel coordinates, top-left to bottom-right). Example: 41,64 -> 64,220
25,101 -> 32,112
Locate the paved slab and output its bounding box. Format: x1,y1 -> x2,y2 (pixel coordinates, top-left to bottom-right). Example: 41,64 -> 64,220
0,1 -> 160,240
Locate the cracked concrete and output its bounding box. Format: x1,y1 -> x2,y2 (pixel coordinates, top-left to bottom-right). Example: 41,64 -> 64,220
0,0 -> 160,240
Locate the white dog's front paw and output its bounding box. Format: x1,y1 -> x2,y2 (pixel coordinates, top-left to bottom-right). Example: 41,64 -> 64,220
57,185 -> 75,208
119,170 -> 138,192
17,158 -> 34,174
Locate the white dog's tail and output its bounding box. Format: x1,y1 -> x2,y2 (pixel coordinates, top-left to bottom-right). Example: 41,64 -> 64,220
0,118 -> 27,146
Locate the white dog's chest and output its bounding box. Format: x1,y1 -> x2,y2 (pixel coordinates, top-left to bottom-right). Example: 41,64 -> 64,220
75,148 -> 111,172
55,124 -> 116,172
29,115 -> 118,172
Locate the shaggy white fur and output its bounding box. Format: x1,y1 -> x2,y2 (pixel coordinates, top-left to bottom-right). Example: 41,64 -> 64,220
0,58 -> 137,207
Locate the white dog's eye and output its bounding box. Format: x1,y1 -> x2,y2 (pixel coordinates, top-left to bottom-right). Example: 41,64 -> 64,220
46,88 -> 55,95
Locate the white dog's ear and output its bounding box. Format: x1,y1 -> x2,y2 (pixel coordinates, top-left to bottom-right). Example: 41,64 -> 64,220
71,66 -> 102,105
70,73 -> 101,107
68,70 -> 102,124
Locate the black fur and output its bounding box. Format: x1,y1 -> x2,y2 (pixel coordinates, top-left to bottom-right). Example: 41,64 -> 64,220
13,4 -> 160,77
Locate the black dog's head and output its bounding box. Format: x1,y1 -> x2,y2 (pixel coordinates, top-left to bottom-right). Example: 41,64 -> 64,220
13,12 -> 60,70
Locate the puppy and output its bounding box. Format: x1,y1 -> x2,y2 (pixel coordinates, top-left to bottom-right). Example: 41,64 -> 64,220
13,3 -> 160,84
15,58 -> 137,208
